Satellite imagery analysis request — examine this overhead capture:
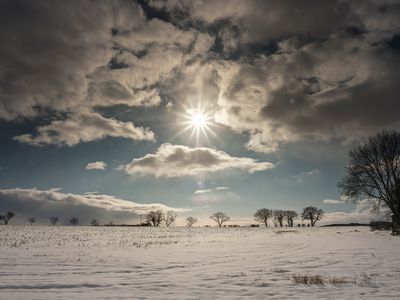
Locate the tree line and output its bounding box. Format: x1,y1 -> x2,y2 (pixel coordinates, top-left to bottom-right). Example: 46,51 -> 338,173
0,207 -> 324,227
254,207 -> 324,227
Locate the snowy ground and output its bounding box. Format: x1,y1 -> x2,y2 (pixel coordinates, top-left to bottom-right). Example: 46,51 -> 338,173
0,226 -> 399,299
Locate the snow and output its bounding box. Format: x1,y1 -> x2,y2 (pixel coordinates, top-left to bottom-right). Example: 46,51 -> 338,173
0,226 -> 399,299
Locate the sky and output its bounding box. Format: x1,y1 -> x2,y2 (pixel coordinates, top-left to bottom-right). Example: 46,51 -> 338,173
0,0 -> 399,225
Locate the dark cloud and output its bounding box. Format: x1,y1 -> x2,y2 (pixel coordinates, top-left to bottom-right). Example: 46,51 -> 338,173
0,0 -> 211,145
1,0 -> 400,152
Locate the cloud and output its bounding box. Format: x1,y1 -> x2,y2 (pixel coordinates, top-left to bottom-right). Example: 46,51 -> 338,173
194,186 -> 230,194
85,161 -> 107,171
1,1 -> 212,146
215,186 -> 230,191
322,199 -> 343,205
192,186 -> 238,204
121,143 -> 274,178
0,188 -> 189,224
321,199 -> 389,225
2,0 -> 400,153
213,31 -> 400,153
194,189 -> 213,195
13,110 -> 155,146
150,1 -> 400,153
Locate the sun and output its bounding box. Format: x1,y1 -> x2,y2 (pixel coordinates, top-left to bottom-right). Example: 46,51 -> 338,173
171,104 -> 218,144
189,110 -> 207,129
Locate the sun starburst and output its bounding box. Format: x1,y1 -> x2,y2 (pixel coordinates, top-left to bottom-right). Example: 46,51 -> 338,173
171,103 -> 218,145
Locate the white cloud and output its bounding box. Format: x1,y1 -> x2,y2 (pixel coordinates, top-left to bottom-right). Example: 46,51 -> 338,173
121,143 -> 274,178
192,186 -> 239,205
322,199 -> 344,205
194,186 -> 231,195
13,110 -> 155,146
215,186 -> 230,191
194,189 -> 213,195
0,188 -> 190,224
85,161 -> 107,171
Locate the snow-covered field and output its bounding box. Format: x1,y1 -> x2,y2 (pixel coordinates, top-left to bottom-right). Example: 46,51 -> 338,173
0,226 -> 399,299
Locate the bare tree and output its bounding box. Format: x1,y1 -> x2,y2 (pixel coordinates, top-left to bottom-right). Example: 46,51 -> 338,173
274,210 -> 286,227
285,210 -> 298,227
186,216 -> 198,227
338,130 -> 400,230
0,212 -> 15,225
210,212 -> 230,227
301,206 -> 324,226
146,210 -> 164,227
50,216 -> 58,226
90,219 -> 99,226
28,217 -> 35,225
70,217 -> 79,226
165,210 -> 178,227
254,208 -> 272,227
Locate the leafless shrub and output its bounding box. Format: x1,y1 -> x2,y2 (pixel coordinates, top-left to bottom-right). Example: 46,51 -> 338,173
291,274 -> 356,286
186,216 -> 198,227
292,274 -> 325,285
301,206 -> 324,226
274,210 -> 286,227
146,210 -> 164,227
210,212 -> 230,227
254,208 -> 272,227
90,219 -> 99,226
70,217 -> 78,226
165,211 -> 178,227
50,216 -> 58,225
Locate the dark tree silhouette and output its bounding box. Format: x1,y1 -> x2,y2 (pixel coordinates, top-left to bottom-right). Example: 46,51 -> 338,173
285,210 -> 298,227
70,217 -> 79,226
90,219 -> 99,226
28,217 -> 35,225
210,212 -> 230,227
338,130 -> 400,230
0,212 -> 15,225
254,208 -> 272,227
186,216 -> 198,227
274,210 -> 286,227
50,216 -> 58,225
165,210 -> 178,227
301,206 -> 324,226
146,210 -> 164,227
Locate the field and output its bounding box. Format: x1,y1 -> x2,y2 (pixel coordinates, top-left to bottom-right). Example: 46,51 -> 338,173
0,226 -> 399,299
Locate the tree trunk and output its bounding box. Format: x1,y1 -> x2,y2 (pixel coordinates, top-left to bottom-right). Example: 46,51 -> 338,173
392,212 -> 400,233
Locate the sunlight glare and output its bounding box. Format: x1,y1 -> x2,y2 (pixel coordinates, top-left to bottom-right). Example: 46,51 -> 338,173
190,110 -> 207,129
170,104 -> 219,145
